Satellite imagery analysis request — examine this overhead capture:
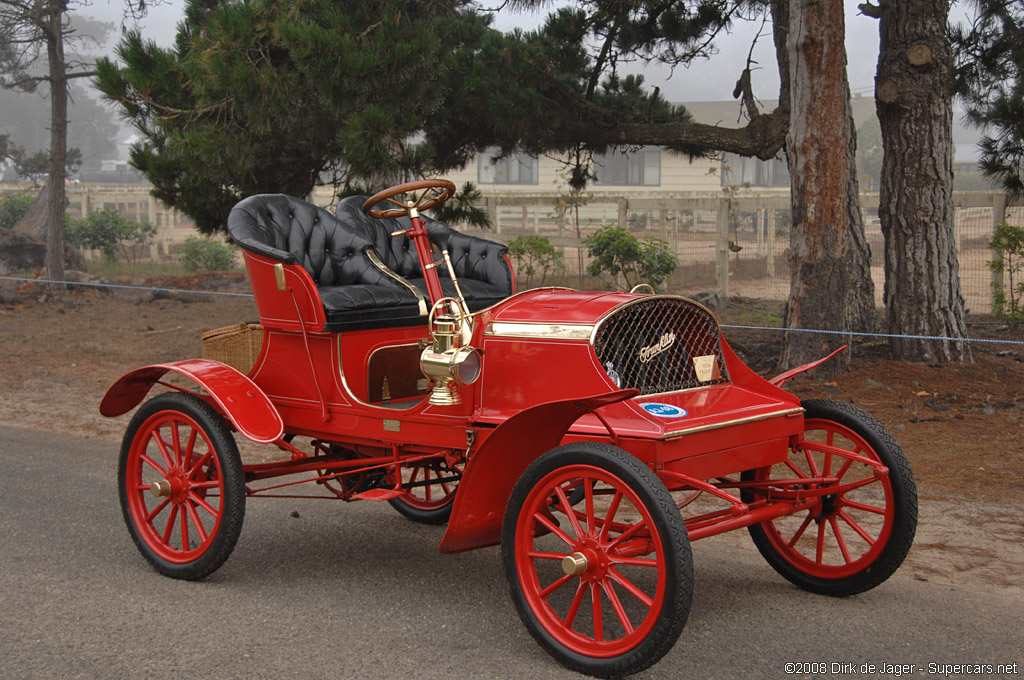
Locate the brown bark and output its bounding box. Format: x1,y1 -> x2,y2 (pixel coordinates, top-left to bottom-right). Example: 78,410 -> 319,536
873,0 -> 970,362
779,0 -> 875,374
44,2 -> 67,290
564,108 -> 789,162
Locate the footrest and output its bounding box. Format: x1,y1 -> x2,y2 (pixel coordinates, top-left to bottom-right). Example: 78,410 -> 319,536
351,488 -> 405,501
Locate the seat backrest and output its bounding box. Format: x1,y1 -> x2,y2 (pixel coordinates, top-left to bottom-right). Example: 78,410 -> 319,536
335,195 -> 512,292
334,196 -> 427,278
227,194 -> 377,287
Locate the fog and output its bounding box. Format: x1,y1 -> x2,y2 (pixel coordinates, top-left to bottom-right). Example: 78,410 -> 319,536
5,1 -> 981,165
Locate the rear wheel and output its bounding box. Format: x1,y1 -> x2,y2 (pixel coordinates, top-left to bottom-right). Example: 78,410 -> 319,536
502,442 -> 692,678
741,399 -> 917,596
388,459 -> 462,525
118,392 -> 245,580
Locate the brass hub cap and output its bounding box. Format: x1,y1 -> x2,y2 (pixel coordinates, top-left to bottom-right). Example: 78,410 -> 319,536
561,552 -> 588,576
150,479 -> 173,498
562,540 -> 610,583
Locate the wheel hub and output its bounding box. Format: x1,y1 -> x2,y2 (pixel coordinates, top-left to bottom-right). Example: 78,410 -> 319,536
150,472 -> 186,500
563,539 -> 610,582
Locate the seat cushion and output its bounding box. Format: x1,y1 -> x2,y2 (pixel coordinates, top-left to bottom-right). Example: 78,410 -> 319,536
318,284 -> 419,312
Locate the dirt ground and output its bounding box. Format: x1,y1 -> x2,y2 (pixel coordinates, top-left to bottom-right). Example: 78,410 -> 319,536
1,274 -> 1022,596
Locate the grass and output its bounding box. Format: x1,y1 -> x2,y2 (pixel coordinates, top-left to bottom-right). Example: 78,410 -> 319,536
84,259 -> 242,279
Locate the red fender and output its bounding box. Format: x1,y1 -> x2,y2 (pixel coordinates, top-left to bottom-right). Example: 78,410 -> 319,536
439,388 -> 639,554
768,345 -> 848,387
100,358 -> 284,444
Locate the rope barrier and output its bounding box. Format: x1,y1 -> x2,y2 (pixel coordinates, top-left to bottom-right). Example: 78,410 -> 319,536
719,324 -> 1024,347
0,275 -> 254,298
3,275 -> 1023,347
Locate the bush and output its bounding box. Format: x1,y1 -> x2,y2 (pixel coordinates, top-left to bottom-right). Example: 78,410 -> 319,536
989,221 -> 1024,325
507,234 -> 564,288
584,224 -> 678,290
0,193 -> 34,230
65,209 -> 157,263
179,236 -> 237,272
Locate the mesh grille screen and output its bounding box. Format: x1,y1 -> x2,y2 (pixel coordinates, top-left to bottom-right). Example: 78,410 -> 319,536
592,298 -> 729,395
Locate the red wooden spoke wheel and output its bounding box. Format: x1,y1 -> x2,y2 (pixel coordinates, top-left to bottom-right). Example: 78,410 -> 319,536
118,393 -> 245,580
502,443 -> 692,678
741,399 -> 917,596
388,459 -> 463,525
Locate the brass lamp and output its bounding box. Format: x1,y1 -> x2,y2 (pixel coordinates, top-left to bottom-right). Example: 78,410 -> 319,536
421,298 -> 482,405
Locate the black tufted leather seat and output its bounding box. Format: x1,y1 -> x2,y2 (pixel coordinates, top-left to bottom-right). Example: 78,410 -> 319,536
335,195 -> 513,311
228,194 -> 513,332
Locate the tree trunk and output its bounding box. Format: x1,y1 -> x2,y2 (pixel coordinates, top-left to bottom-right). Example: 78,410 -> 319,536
873,0 -> 970,362
44,2 -> 67,290
779,0 -> 875,374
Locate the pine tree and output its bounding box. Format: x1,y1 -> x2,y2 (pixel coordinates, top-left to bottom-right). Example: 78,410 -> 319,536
863,0 -> 970,363
96,0 -> 494,233
952,0 -> 1024,198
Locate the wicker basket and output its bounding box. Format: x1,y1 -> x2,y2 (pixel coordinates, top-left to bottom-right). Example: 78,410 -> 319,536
201,322 -> 265,375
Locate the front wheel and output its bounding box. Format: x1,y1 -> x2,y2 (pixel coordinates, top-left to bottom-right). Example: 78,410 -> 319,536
741,399 -> 917,596
502,442 -> 693,678
118,392 -> 245,580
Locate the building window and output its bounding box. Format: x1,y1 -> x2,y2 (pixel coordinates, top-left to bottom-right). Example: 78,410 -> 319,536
478,148 -> 539,184
593,148 -> 661,186
720,154 -> 790,188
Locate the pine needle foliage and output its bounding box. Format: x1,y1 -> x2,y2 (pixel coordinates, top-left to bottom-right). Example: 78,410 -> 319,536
952,0 -> 1024,197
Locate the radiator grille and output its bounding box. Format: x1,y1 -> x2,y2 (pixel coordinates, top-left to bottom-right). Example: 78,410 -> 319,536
592,297 -> 729,395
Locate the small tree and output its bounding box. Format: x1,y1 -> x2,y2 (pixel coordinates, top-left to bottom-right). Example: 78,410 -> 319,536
550,175 -> 594,286
431,182 -> 491,229
989,221 -> 1024,325
65,209 -> 156,263
507,235 -> 565,288
584,224 -> 678,290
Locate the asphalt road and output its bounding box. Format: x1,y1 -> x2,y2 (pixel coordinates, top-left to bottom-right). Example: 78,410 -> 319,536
1,425 -> 1021,680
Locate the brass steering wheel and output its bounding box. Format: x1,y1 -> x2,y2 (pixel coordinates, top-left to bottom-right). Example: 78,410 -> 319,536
362,179 -> 457,220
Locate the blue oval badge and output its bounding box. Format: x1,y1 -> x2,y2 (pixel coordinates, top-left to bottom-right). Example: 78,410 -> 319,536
640,402 -> 688,419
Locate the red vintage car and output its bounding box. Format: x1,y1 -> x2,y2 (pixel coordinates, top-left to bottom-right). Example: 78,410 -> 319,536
102,180 -> 917,678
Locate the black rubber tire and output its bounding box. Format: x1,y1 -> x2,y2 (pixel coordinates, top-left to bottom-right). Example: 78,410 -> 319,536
387,460 -> 461,525
742,399 -> 917,596
118,392 -> 245,580
501,442 -> 693,678
388,494 -> 455,525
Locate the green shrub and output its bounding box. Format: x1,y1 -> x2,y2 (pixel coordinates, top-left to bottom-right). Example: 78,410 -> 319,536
0,193 -> 34,230
584,224 -> 678,290
65,209 -> 157,263
507,234 -> 565,288
179,236 -> 237,272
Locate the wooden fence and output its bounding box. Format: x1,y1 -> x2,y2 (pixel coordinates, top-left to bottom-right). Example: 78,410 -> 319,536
2,182 -> 1019,313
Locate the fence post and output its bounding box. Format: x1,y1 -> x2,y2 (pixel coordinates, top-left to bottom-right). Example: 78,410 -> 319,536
487,196 -> 499,234
992,193 -> 1007,300
148,196 -> 158,260
716,197 -> 730,299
